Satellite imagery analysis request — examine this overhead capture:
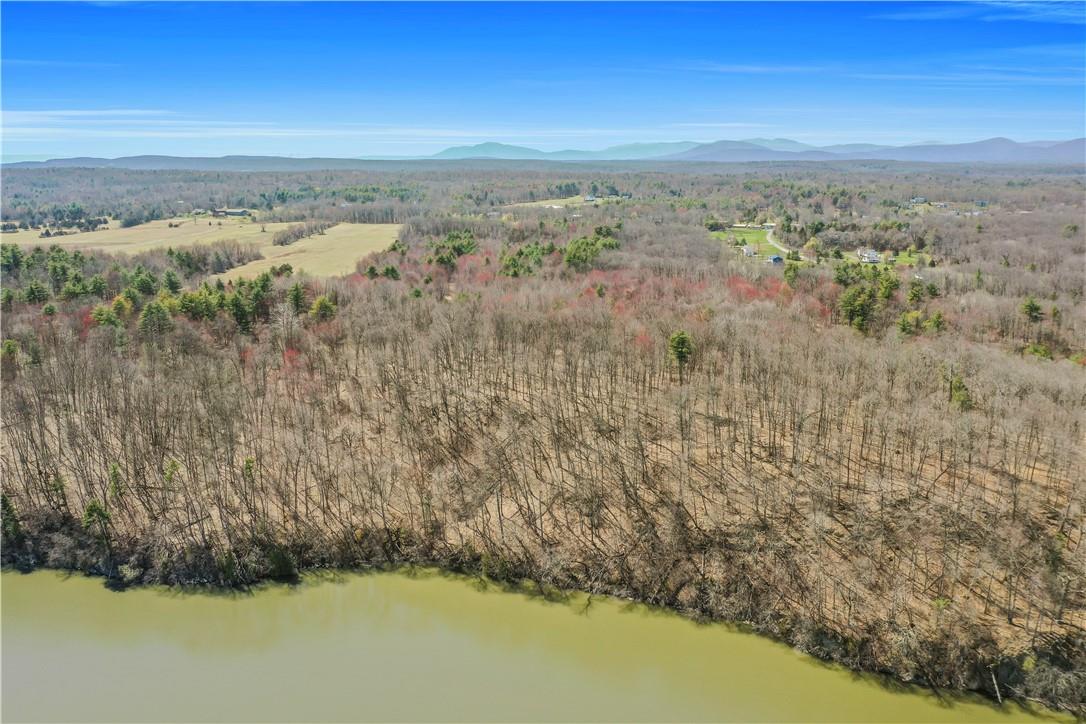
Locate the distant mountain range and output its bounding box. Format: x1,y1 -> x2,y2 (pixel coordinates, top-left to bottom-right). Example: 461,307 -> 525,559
663,137 -> 1084,164
430,141 -> 702,160
4,137 -> 1083,170
432,137 -> 1083,164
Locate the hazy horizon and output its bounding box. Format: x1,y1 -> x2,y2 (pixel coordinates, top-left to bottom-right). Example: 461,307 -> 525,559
4,135 -> 1085,164
2,1 -> 1084,159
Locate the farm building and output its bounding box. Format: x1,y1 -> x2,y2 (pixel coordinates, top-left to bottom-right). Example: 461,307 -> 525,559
212,208 -> 251,217
858,249 -> 882,263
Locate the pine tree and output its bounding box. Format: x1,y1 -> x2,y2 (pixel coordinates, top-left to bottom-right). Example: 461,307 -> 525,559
288,282 -> 306,314
668,330 -> 694,384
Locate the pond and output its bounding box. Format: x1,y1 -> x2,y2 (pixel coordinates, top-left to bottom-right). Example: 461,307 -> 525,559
1,569 -> 1065,722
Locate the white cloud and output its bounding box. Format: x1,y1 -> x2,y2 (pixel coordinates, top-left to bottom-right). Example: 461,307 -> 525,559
980,1 -> 1085,24
3,110 -> 175,126
1,110 -> 703,145
871,6 -> 977,21
850,70 -> 1082,86
872,2 -> 1084,25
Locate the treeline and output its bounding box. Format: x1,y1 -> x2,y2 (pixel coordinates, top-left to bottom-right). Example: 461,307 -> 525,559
0,241 -> 262,313
272,220 -> 333,246
8,165 -> 1080,231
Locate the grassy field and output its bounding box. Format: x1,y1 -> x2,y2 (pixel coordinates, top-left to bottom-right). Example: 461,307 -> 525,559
888,249 -> 929,268
216,223 -> 401,280
4,217 -> 402,279
3,217 -> 295,254
507,195 -> 586,208
713,227 -> 775,257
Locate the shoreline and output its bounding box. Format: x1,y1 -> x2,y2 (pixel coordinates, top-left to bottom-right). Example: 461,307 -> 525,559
3,509 -> 1081,719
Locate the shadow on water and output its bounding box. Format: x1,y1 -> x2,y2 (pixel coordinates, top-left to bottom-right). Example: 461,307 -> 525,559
362,567 -> 1068,721
1,564 -> 1069,722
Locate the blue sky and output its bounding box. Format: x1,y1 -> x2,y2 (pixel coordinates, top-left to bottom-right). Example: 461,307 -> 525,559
2,1 -> 1083,159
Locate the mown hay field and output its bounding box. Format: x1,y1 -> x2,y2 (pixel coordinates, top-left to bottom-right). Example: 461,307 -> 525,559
4,217 -> 293,254
507,195 -> 585,208
216,223 -> 401,280
6,217 -> 401,279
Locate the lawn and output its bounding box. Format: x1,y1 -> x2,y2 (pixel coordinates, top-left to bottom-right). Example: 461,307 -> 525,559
713,227 -> 774,257
888,249 -> 929,268
215,223 -> 401,280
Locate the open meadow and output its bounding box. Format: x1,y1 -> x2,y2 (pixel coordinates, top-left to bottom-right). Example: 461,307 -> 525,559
506,195 -> 586,208
3,216 -> 401,279
1,216 -> 294,253
713,226 -> 776,257
215,223 -> 400,280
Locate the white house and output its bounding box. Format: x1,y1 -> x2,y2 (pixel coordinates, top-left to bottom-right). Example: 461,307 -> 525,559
857,248 -> 881,264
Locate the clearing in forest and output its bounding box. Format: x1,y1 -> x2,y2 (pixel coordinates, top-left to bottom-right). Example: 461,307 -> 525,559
5,216 -> 295,254
6,216 -> 402,279
507,195 -> 586,208
888,248 -> 930,267
214,223 -> 401,280
713,226 -> 773,256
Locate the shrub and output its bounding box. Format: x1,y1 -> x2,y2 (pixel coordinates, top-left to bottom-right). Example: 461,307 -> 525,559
309,295 -> 336,321
1024,343 -> 1052,360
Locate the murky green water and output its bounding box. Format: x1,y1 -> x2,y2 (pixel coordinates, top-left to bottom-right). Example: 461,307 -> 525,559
1,569 -> 1065,723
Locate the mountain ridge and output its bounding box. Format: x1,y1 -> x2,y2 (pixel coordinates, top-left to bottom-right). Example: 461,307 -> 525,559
4,137 -> 1083,170
431,141 -> 701,160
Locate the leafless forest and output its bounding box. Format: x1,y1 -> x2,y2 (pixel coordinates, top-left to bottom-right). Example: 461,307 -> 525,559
2,162 -> 1084,713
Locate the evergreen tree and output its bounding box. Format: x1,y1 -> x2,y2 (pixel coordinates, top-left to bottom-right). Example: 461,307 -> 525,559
668,330 -> 694,384
138,300 -> 173,339
1021,296 -> 1043,323
163,269 -> 182,294
24,279 -> 49,304
288,282 -> 306,314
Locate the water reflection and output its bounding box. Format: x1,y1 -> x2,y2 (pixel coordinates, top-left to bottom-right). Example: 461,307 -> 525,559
1,569 -> 1067,723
